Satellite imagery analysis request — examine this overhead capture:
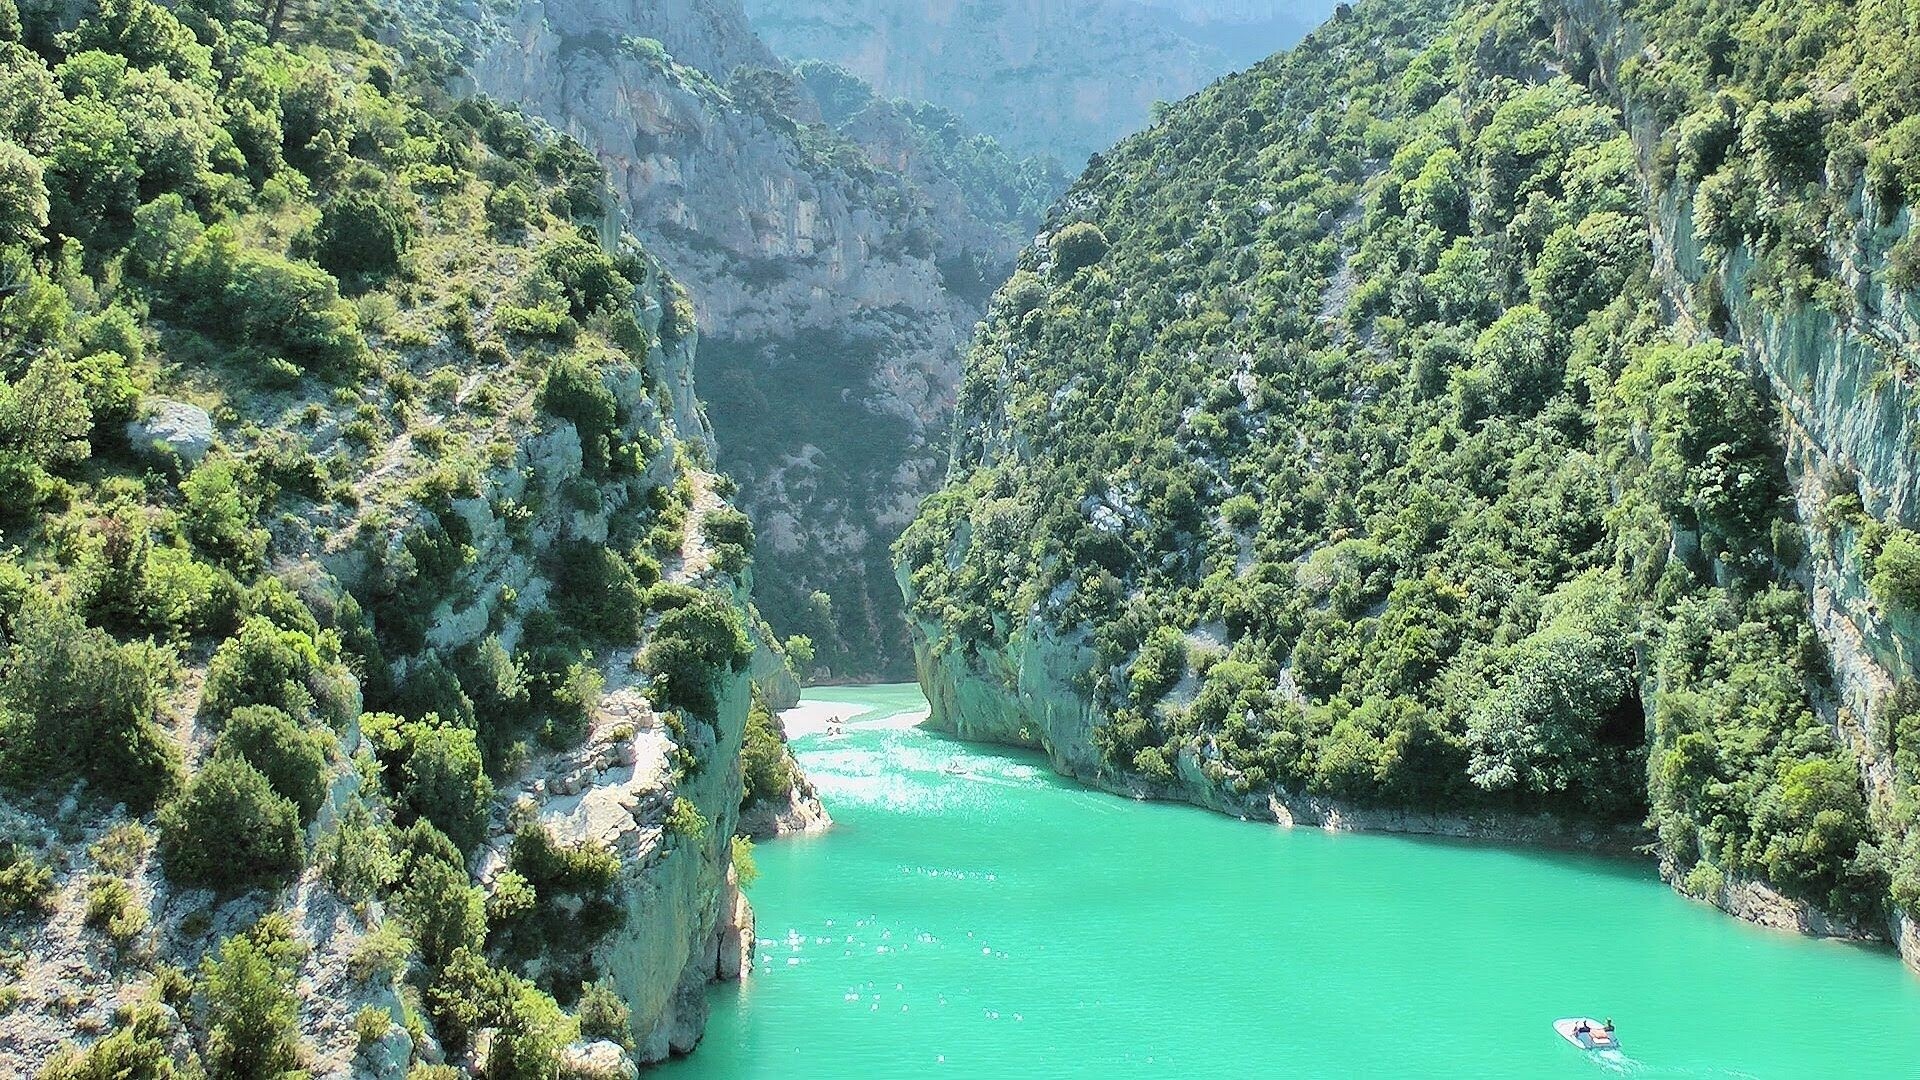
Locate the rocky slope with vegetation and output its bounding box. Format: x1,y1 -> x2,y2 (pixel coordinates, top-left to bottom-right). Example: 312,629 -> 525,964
0,0 -> 813,1073
900,0 -> 1920,962
405,0 -> 1062,681
741,0 -> 1339,166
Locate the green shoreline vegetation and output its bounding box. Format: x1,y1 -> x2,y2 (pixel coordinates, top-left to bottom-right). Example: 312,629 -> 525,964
1,0 -> 775,1074
900,0 -> 1920,928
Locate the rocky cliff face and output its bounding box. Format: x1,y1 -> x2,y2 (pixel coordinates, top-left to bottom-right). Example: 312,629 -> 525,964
1557,0 -> 1920,965
741,0 -> 1338,164
0,256 -> 779,1075
908,589 -> 1643,853
478,680 -> 754,1063
403,0 -> 1041,680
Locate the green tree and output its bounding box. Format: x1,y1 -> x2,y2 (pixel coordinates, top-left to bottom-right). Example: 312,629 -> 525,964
486,181 -> 536,233
644,594 -> 752,717
1465,610 -> 1636,806
1051,222 -> 1108,275
392,821 -> 485,971
425,948 -> 572,1079
576,980 -> 632,1049
313,186 -> 413,279
42,93 -> 139,243
200,922 -> 304,1080
213,704 -> 333,824
537,355 -> 617,471
0,358 -> 93,472
181,456 -> 267,570
537,235 -> 629,318
0,137 -> 47,246
1871,528 -> 1920,610
0,599 -> 180,809
399,722 -> 493,853
1616,341 -> 1784,548
158,755 -> 304,890
1752,757 -> 1877,913
65,0 -> 211,83
201,615 -> 336,726
740,695 -> 795,805
317,801 -> 394,903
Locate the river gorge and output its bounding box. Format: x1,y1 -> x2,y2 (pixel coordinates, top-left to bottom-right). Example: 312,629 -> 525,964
669,686 -> 1920,1078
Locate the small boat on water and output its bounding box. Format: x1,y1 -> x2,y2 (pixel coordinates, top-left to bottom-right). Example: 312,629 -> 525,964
941,759 -> 967,775
1554,1017 -> 1619,1051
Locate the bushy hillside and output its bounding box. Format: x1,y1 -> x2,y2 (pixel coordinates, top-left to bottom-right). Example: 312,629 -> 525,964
0,0 -> 800,1072
901,0 -> 1920,935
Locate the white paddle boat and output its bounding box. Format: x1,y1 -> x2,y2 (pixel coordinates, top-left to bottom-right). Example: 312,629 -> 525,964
1554,1017 -> 1619,1051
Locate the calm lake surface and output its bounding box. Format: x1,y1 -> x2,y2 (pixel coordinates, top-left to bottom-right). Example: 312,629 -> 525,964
663,684 -> 1920,1078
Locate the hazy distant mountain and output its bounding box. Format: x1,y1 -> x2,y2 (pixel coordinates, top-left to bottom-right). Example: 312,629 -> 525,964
740,0 -> 1340,164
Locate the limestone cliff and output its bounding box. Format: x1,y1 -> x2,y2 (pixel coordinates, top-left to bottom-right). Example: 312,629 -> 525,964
397,0 -> 1044,680
1557,0 -> 1920,964
908,586 -> 1639,853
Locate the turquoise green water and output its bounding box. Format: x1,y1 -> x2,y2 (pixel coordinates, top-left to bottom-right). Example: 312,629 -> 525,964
664,685 -> 1920,1078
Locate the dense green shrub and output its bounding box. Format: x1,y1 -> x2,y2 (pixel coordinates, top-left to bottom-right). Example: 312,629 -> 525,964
537,235 -> 631,319
81,506 -> 236,637
427,948 -> 573,1076
1464,577 -> 1640,813
1128,626 -> 1187,705
1749,757 -> 1880,915
181,456 -> 268,570
576,980 -> 632,1048
487,181 -> 537,233
1050,222 -> 1108,275
0,840 -> 55,918
537,353 -> 617,471
0,136 -> 48,247
665,795 -> 708,841
317,801 -> 396,904
37,1003 -> 181,1080
643,593 -> 752,717
83,873 -> 145,949
199,918 -> 305,1080
313,186 -> 414,279
489,814 -> 624,981
391,820 -> 486,971
158,755 -> 304,890
67,0 -> 211,83
1871,528 -> 1920,611
201,615 -> 347,727
392,651 -> 476,730
702,506 -> 754,574
129,200 -> 368,373
740,694 -> 796,806
399,722 -> 493,853
551,542 -> 645,643
213,704 -> 333,824
367,711 -> 493,852
0,599 -> 180,810
0,354 -> 92,484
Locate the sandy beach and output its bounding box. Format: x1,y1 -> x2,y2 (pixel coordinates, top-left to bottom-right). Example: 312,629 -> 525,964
778,697 -> 931,738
